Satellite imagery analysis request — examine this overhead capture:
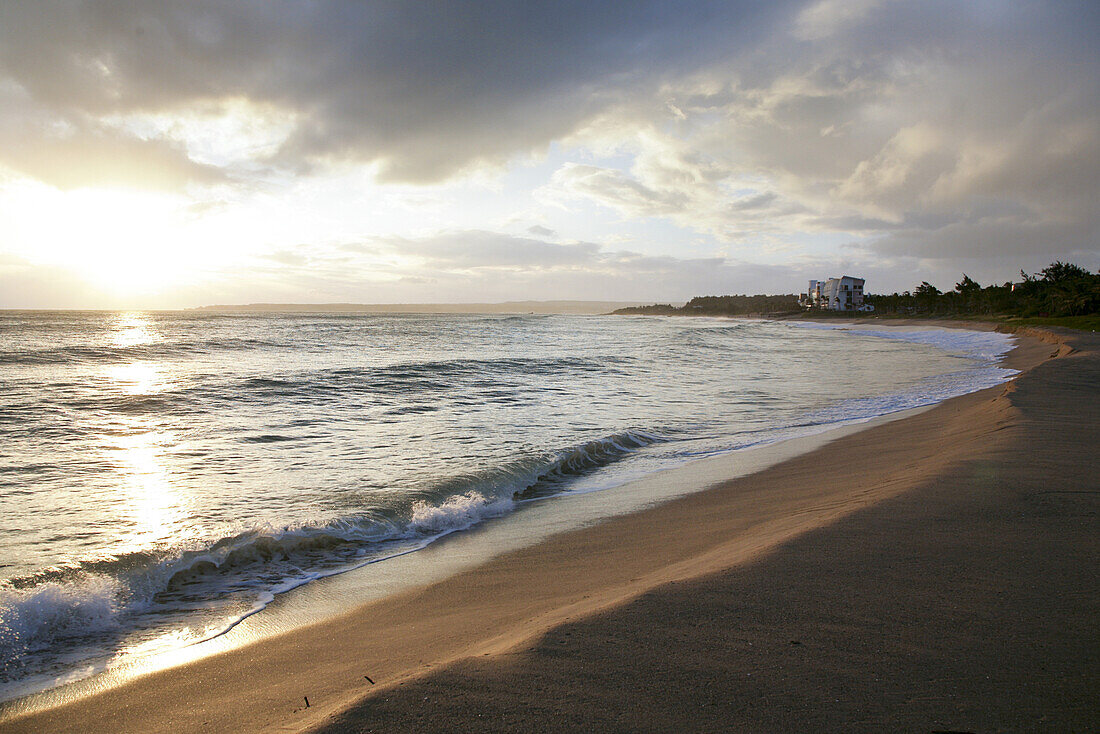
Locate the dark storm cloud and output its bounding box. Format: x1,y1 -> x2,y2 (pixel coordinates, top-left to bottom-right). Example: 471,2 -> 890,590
0,0 -> 790,184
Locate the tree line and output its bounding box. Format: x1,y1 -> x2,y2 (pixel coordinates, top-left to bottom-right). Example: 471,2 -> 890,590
866,261 -> 1100,317
613,261 -> 1099,319
613,293 -> 799,316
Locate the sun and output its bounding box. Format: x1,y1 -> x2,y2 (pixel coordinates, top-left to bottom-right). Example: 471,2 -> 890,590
0,181 -> 230,298
9,185 -> 188,294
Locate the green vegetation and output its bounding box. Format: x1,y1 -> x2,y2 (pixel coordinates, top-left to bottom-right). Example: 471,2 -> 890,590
1000,314 -> 1100,331
866,262 -> 1100,318
613,294 -> 799,316
613,262 -> 1100,329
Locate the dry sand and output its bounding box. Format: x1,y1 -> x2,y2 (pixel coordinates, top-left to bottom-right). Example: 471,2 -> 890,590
2,324 -> 1096,733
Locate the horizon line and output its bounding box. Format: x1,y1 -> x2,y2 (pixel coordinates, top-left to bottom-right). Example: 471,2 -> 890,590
0,300 -> 666,315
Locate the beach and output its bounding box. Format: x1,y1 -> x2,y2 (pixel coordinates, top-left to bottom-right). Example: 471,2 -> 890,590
2,322 -> 1096,733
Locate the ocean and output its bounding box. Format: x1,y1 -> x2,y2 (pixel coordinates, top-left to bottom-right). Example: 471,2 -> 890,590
0,311 -> 1016,703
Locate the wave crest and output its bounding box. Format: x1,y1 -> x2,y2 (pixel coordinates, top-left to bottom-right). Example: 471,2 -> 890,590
0,575 -> 123,669
409,492 -> 512,534
0,428 -> 661,683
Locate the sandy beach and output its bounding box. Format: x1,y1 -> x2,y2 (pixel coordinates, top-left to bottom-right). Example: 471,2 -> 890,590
2,322 -> 1096,733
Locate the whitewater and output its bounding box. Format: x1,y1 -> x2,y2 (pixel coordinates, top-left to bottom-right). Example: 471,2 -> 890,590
0,311 -> 1016,703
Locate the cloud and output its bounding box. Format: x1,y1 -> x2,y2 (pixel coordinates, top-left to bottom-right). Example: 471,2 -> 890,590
378,230 -> 601,270
263,249 -> 309,266
0,1 -> 792,185
834,123 -> 951,222
538,0 -> 1100,267
343,229 -> 860,301
538,151 -> 807,241
543,163 -> 691,218
0,253 -> 106,308
794,0 -> 885,41
0,123 -> 226,191
0,80 -> 225,190
526,224 -> 557,238
872,219 -> 1099,263
0,0 -> 1096,302
354,228 -> 996,301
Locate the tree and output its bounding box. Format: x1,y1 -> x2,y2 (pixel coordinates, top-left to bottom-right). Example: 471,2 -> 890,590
951,274 -> 982,312
955,275 -> 981,294
911,281 -> 941,313
1041,261 -> 1091,283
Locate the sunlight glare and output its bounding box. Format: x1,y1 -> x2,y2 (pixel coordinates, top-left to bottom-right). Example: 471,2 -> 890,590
108,426 -> 189,552
107,362 -> 167,395
111,312 -> 159,347
2,183 -> 217,296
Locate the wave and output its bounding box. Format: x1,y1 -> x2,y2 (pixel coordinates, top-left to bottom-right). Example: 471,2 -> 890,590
8,356 -> 636,420
0,337 -> 286,366
240,434 -> 302,443
0,429 -> 662,681
786,322 -> 1016,363
0,335 -> 635,379
82,359 -> 635,418
511,430 -> 661,498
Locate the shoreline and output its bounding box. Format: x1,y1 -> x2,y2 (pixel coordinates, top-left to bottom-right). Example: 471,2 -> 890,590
0,321 -> 1010,710
3,322 -> 1095,732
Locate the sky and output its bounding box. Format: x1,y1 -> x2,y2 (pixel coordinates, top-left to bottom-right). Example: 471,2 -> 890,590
0,0 -> 1097,309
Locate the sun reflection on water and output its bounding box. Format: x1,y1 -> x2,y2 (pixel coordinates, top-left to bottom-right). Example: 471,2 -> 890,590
106,425 -> 190,552
101,313 -> 192,552
111,312 -> 159,348
107,362 -> 167,395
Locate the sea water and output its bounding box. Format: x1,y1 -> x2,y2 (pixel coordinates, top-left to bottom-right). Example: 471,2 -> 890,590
0,311 -> 1016,702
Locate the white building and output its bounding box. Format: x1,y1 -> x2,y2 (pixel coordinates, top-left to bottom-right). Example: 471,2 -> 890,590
802,276 -> 868,311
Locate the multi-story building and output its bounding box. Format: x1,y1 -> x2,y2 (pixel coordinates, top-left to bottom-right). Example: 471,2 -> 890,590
802,276 -> 867,311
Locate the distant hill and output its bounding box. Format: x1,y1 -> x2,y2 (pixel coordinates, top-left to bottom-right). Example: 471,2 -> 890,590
189,301 -> 653,315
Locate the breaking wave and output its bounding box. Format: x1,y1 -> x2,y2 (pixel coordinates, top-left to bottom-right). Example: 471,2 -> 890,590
0,429 -> 662,687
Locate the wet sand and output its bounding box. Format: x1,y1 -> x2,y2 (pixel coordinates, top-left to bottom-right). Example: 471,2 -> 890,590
3,324 -> 1096,733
